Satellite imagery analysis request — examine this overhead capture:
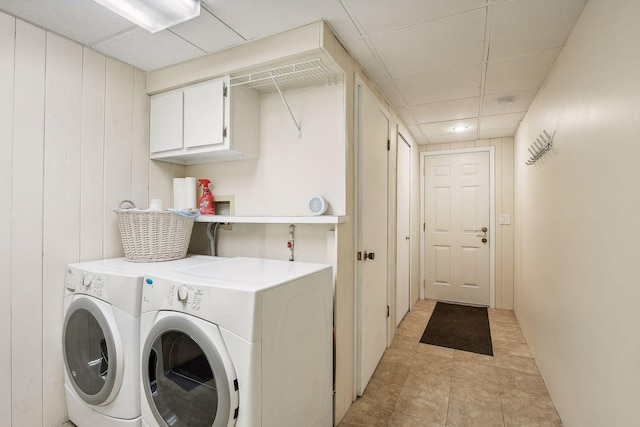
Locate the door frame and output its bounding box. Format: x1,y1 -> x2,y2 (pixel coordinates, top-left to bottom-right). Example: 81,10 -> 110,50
419,147 -> 496,308
395,128 -> 412,326
353,75 -> 391,396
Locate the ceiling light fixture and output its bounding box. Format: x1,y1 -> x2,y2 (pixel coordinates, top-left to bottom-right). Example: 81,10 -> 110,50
94,0 -> 200,33
452,125 -> 469,132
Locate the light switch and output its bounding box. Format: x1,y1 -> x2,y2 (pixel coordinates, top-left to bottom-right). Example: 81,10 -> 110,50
500,214 -> 511,225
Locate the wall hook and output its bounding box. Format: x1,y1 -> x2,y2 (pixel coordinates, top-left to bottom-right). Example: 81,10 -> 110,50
526,130 -> 555,165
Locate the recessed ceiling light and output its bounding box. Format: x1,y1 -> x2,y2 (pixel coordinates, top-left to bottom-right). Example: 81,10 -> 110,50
452,125 -> 468,132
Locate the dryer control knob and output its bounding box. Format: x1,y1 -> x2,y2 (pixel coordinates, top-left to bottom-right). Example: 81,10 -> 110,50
177,286 -> 189,303
82,274 -> 92,288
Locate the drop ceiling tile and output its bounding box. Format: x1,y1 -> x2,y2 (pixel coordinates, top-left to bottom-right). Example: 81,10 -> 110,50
370,8 -> 486,79
479,128 -> 516,139
375,79 -> 406,107
403,123 -> 422,138
395,64 -> 482,105
484,48 -> 561,94
202,0 -> 361,42
345,39 -> 391,82
0,0 -> 134,45
93,28 -> 205,71
489,0 -> 588,61
344,0 -> 486,36
479,112 -> 525,131
170,9 -> 245,53
481,90 -> 537,116
428,132 -> 478,144
420,117 -> 478,138
412,97 -> 479,124
394,106 -> 415,126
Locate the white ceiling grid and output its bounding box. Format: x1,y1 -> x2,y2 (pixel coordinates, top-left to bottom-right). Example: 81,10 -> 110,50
0,0 -> 589,144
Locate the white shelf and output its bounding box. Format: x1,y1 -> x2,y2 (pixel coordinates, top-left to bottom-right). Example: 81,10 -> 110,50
195,215 -> 348,224
230,58 -> 343,95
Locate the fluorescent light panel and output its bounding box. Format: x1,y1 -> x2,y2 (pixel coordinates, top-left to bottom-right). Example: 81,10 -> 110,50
94,0 -> 200,33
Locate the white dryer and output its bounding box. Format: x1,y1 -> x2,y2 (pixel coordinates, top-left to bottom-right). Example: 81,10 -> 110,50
139,257 -> 333,427
63,256 -> 223,427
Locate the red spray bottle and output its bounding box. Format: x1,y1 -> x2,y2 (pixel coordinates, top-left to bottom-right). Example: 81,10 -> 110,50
198,179 -> 215,215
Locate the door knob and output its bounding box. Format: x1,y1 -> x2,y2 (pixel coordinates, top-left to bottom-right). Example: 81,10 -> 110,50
363,251 -> 375,260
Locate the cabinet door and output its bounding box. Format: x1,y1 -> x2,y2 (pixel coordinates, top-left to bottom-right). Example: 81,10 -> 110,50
150,90 -> 183,153
183,79 -> 225,149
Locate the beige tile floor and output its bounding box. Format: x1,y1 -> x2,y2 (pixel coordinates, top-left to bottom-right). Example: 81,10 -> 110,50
338,299 -> 562,427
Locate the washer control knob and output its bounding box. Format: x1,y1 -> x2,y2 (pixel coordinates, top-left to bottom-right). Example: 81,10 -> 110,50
82,274 -> 92,288
177,286 -> 189,302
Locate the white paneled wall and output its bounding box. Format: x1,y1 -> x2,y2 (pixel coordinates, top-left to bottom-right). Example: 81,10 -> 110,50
0,11 -> 14,423
0,13 -> 149,426
42,32 -> 83,423
514,0 -> 640,425
12,19 -> 46,426
80,49 -> 107,262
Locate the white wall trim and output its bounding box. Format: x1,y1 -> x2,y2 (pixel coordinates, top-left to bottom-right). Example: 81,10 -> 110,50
353,74 -> 391,396
420,146 -> 496,308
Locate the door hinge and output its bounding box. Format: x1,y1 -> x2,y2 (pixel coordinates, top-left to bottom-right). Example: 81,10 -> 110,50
223,127 -> 227,138
223,84 -> 228,97
387,139 -> 390,151
387,306 -> 390,317
357,251 -> 362,261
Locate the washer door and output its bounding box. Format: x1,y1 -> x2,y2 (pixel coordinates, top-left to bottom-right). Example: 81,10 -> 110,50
63,296 -> 124,406
142,315 -> 239,427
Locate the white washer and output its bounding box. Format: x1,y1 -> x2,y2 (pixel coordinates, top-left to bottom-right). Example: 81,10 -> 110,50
63,256 -> 224,427
139,257 -> 333,427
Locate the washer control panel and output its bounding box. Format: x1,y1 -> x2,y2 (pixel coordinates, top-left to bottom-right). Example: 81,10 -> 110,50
80,272 -> 107,299
65,267 -> 109,301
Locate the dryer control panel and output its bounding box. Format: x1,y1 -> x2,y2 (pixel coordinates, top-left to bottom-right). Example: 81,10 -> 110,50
167,282 -> 206,312
141,274 -> 259,342
148,280 -> 207,314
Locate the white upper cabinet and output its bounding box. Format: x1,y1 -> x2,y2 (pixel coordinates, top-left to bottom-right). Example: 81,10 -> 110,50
183,78 -> 224,149
150,76 -> 260,165
150,90 -> 183,153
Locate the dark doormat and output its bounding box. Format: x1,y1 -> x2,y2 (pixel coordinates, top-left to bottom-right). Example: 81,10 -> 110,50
420,302 -> 493,356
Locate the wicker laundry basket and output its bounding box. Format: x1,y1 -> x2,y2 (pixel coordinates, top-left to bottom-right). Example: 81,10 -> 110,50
114,200 -> 195,262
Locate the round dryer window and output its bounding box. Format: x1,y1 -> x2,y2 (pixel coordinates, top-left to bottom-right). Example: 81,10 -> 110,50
142,316 -> 239,427
63,297 -> 123,406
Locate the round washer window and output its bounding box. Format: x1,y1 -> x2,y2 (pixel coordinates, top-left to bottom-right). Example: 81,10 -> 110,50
63,298 -> 119,406
142,316 -> 236,427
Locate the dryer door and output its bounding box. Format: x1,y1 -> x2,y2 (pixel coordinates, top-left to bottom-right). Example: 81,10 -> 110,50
63,296 -> 124,406
142,315 -> 239,427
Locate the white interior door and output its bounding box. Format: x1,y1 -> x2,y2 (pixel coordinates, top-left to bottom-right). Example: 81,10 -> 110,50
396,134 -> 411,326
356,83 -> 388,395
424,151 -> 490,306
